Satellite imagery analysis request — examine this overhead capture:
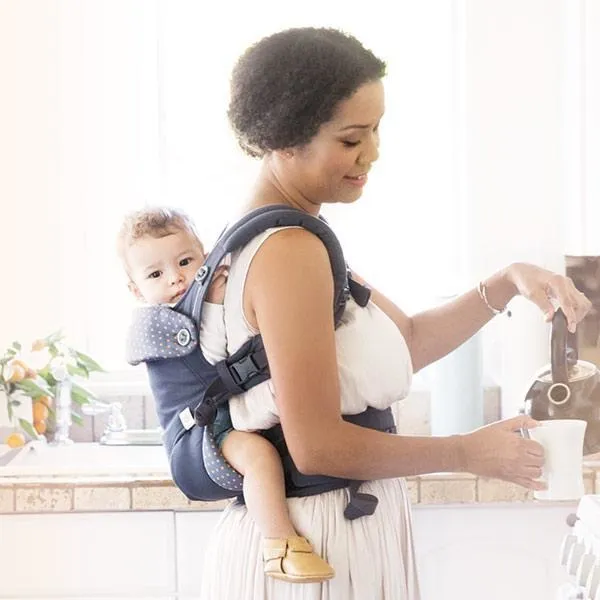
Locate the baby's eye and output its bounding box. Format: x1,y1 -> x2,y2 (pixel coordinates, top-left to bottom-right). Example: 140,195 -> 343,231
179,257 -> 194,267
342,140 -> 360,148
148,270 -> 161,280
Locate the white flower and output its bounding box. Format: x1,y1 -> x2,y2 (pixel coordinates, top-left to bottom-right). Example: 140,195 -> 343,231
20,348 -> 51,371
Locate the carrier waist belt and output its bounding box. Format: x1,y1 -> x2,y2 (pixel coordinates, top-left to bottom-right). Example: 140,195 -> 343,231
163,405 -> 396,520
261,405 -> 397,519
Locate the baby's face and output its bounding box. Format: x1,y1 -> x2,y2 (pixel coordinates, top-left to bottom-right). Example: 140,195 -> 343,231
127,229 -> 205,305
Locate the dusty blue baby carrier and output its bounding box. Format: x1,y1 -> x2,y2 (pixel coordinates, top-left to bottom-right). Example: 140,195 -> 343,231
126,205 -> 397,519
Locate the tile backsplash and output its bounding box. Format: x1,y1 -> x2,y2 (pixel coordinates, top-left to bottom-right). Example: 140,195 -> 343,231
70,394 -> 156,443
71,387 -> 501,442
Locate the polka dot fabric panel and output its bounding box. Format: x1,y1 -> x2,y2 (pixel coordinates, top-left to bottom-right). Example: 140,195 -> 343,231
126,306 -> 198,366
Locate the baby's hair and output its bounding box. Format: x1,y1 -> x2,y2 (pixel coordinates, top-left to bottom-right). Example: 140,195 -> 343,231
117,206 -> 202,274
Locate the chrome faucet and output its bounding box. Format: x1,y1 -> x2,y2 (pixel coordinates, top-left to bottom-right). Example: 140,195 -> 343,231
81,399 -> 128,441
81,398 -> 163,445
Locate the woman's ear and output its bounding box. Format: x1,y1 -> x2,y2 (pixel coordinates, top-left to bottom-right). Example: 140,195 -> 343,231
275,148 -> 294,160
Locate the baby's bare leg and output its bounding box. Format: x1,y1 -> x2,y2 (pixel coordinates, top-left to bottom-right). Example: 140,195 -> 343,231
222,430 -> 335,582
221,430 -> 296,538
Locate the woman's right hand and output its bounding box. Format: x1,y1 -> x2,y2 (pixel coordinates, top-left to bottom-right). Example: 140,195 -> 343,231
460,415 -> 546,490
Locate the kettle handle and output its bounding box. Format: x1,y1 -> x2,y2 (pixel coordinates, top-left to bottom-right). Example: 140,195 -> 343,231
551,308 -> 579,384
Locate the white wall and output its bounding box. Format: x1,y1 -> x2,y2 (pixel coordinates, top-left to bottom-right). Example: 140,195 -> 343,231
459,0 -> 567,416
0,2 -> 66,345
0,1 -> 159,353
459,0 -> 600,416
564,0 -> 600,256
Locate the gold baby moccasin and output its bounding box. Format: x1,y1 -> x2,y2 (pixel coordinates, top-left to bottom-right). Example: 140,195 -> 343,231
263,536 -> 335,583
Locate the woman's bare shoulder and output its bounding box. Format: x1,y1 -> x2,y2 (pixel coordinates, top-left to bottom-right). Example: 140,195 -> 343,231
243,226 -> 334,329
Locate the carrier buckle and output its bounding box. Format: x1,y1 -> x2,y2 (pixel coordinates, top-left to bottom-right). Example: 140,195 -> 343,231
229,354 -> 261,386
194,401 -> 217,427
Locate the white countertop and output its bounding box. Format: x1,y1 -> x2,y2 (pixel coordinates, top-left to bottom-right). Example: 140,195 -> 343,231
0,442 -> 170,478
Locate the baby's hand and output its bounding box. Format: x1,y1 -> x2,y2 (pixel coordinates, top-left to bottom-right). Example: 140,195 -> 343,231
206,265 -> 229,304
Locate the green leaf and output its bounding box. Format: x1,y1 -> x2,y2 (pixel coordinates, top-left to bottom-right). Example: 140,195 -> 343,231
7,402 -> 12,421
74,351 -> 105,373
71,411 -> 83,426
67,364 -> 89,379
71,390 -> 85,405
12,341 -> 21,351
45,331 -> 64,346
18,418 -> 37,439
38,369 -> 57,388
71,381 -> 96,398
71,382 -> 96,405
9,399 -> 21,407
71,390 -> 92,406
15,378 -> 52,399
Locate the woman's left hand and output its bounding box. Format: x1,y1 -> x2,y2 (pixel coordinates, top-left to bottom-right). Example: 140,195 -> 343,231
507,262 -> 592,332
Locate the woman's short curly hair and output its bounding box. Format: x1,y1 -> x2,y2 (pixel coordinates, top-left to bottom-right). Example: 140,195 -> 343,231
228,27 -> 386,158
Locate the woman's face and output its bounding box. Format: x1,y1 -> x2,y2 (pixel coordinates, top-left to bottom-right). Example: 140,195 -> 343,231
281,79 -> 385,208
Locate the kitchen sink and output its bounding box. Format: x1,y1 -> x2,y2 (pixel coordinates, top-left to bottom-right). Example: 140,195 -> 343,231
100,427 -> 164,446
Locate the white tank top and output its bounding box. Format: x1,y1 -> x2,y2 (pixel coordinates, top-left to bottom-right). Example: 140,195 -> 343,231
222,226 -> 413,431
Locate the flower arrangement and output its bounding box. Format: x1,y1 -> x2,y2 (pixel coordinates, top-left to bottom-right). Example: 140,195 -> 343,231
0,331 -> 104,447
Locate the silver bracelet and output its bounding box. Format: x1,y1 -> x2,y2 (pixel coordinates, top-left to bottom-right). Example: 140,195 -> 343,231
478,280 -> 512,317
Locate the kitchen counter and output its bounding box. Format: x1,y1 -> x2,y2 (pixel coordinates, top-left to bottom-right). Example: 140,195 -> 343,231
1,443 -> 599,514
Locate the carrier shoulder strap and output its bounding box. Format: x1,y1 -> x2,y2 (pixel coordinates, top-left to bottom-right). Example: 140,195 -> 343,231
126,205 -> 372,417
180,205 -> 371,427
176,204 -> 356,330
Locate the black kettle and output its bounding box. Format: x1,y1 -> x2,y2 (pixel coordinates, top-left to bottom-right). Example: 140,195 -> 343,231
523,309 -> 600,455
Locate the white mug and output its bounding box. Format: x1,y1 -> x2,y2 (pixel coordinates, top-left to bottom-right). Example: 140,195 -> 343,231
528,419 -> 587,501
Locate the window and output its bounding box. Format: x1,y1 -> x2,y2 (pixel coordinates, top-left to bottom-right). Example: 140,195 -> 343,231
1,1 -> 459,378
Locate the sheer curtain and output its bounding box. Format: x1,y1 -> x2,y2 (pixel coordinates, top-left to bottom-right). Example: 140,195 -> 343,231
154,0 -> 459,350
84,0 -> 459,374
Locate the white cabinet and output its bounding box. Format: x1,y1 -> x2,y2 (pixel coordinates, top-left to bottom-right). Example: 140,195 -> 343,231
0,512 -> 177,598
412,502 -> 576,600
175,511 -> 222,600
0,503 -> 575,599
175,503 -> 576,600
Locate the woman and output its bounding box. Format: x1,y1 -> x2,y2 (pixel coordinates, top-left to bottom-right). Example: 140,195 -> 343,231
200,27 -> 591,599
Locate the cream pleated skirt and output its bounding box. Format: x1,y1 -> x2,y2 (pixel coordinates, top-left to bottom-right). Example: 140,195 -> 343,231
200,478 -> 421,600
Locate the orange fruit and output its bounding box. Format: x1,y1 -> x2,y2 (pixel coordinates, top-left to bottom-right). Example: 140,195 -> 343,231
11,359 -> 36,379
34,420 -> 47,435
37,395 -> 52,408
32,402 -> 49,423
4,361 -> 26,383
31,339 -> 46,351
5,432 -> 26,448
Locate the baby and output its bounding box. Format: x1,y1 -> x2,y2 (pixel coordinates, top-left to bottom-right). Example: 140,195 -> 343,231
117,206 -> 334,584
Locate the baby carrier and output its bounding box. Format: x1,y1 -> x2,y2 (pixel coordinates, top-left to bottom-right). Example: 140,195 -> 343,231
126,205 -> 397,520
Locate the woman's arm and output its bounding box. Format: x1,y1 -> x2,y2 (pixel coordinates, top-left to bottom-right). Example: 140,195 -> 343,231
243,228 -> 543,488
353,264 -> 591,373
349,270 -> 510,373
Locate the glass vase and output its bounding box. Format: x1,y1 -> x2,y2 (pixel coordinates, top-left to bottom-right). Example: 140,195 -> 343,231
51,380 -> 74,446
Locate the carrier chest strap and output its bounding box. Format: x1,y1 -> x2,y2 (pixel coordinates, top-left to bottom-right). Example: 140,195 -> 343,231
193,335 -> 270,427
